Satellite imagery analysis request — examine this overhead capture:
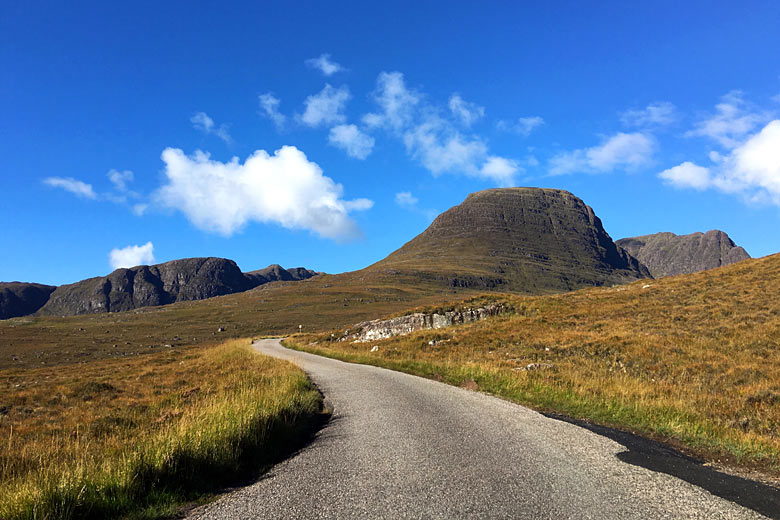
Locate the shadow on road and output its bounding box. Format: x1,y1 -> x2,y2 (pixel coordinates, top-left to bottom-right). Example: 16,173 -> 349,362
544,412 -> 780,519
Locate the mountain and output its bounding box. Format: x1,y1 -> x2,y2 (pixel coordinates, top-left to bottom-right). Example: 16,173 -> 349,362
0,282 -> 57,319
35,258 -> 320,317
363,188 -> 650,292
615,230 -> 750,278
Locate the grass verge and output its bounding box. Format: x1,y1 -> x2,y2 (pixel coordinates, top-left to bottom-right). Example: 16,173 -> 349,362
0,338 -> 324,519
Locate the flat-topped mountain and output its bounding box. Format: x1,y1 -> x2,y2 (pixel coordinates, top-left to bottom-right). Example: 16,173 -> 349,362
31,258 -> 319,317
0,282 -> 57,319
616,230 -> 750,278
365,188 -> 650,292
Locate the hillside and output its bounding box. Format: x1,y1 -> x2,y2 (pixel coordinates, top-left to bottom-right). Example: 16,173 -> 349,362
0,283 -> 56,319
297,251 -> 780,475
35,258 -> 319,317
616,230 -> 749,278
365,188 -> 650,292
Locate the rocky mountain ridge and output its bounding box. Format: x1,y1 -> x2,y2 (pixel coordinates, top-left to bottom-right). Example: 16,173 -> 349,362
616,230 -> 750,278
1,259 -> 319,318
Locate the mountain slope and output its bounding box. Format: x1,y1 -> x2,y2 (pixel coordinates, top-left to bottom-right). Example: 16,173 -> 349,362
364,188 -> 650,292
36,258 -> 319,317
0,282 -> 57,319
616,230 -> 750,278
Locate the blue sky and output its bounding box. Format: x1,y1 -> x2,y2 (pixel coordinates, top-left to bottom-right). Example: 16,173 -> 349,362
2,1 -> 780,285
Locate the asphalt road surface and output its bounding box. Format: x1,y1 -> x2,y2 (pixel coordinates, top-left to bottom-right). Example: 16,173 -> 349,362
189,339 -> 780,519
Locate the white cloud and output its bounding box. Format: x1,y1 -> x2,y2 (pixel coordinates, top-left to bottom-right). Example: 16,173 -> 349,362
686,91 -> 768,149
258,93 -> 287,129
109,242 -> 155,270
299,84 -> 350,127
108,169 -> 133,192
191,112 -> 231,143
363,72 -> 420,131
154,146 -> 372,241
395,191 -> 418,207
496,116 -> 545,137
549,132 -> 655,175
363,71 -> 518,185
448,94 -> 484,126
43,177 -> 97,199
658,161 -> 712,190
620,101 -> 677,128
305,53 -> 345,76
660,120 -> 780,204
328,124 -> 374,159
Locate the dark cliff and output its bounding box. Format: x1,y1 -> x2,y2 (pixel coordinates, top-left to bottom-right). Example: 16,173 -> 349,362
0,282 -> 57,319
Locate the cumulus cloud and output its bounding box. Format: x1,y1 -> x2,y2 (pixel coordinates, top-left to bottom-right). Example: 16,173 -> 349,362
686,91 -> 768,148
109,242 -> 155,270
363,71 -> 519,185
496,116 -> 545,137
394,191 -> 418,207
305,53 -> 345,76
299,84 -> 350,127
549,132 -> 655,175
328,124 -> 374,159
191,112 -> 231,143
620,101 -> 677,128
43,177 -> 97,199
258,93 -> 287,129
448,94 -> 484,126
154,146 -> 372,241
660,120 -> 780,204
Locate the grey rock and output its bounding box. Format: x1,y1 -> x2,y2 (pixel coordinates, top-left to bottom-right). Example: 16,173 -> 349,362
616,230 -> 750,278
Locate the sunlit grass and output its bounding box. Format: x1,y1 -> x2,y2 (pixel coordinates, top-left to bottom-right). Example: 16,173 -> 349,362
0,339 -> 323,519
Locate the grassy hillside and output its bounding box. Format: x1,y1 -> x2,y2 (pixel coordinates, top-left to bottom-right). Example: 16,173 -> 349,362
0,338 -> 323,520
291,253 -> 780,476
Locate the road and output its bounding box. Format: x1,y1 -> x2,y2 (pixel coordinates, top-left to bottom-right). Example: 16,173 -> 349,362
189,339 -> 779,519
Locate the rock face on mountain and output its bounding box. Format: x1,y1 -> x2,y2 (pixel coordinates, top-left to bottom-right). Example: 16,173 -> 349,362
244,264 -> 319,286
615,230 -> 750,278
37,258 -> 320,317
367,188 -> 650,292
0,282 -> 56,319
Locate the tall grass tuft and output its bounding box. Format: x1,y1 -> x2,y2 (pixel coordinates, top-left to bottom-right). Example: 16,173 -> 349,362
0,339 -> 323,520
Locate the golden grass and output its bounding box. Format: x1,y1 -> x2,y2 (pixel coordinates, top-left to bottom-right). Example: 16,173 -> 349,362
0,338 -> 323,519
293,254 -> 780,475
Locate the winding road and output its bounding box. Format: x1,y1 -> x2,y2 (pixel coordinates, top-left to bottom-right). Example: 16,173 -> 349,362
189,339 -> 780,519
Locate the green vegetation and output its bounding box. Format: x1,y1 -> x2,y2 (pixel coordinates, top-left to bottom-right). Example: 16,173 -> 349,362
291,253 -> 780,476
0,339 -> 324,520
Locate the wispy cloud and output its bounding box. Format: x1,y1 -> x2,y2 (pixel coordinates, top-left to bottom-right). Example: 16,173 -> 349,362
109,242 -> 155,270
496,116 -> 545,137
549,132 -> 655,175
153,146 -> 372,241
299,84 -> 351,127
620,101 -> 677,128
305,53 -> 345,76
448,94 -> 484,127
191,112 -> 232,144
43,177 -> 97,199
328,124 -> 375,159
258,93 -> 287,129
394,191 -> 418,207
363,71 -> 520,185
685,90 -> 769,148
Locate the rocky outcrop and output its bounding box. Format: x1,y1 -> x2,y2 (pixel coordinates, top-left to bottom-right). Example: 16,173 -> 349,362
244,264 -> 319,286
342,304 -> 505,342
0,282 -> 56,319
616,230 -> 750,278
367,188 -> 651,293
36,258 -> 320,317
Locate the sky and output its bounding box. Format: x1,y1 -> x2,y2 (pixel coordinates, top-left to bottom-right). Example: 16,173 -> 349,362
2,1 -> 780,286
